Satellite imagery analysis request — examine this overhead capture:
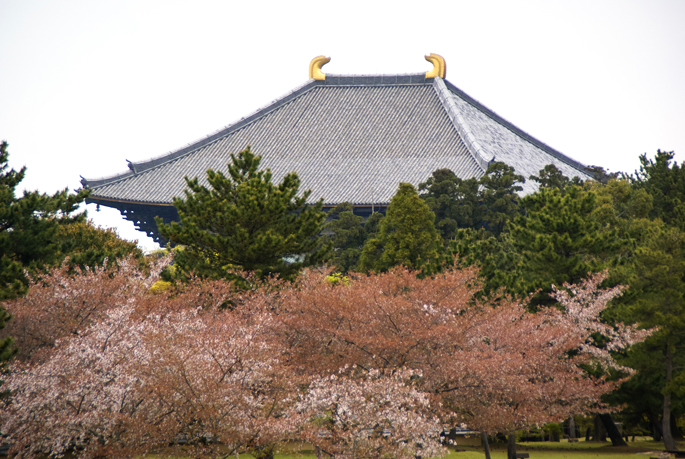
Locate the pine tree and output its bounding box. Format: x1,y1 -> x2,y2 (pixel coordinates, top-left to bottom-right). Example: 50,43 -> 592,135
529,164 -> 577,191
323,203 -> 386,273
610,224 -> 685,450
608,152 -> 685,449
449,227 -> 524,299
451,182 -> 626,304
157,146 -> 328,284
632,150 -> 685,230
510,185 -> 622,308
323,203 -> 365,273
358,183 -> 441,272
419,169 -> 480,243
479,162 -> 525,237
445,163 -> 529,299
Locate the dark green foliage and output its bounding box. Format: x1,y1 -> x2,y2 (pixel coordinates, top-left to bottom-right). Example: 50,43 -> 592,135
363,212 -> 384,239
529,164 -> 580,191
450,228 -> 524,299
0,140 -> 90,361
323,203 -> 364,273
479,162 -> 525,237
358,183 -> 441,272
421,163 -> 526,267
632,150 -> 685,229
442,163 -> 528,298
607,324 -> 681,439
451,179 -> 625,304
606,222 -> 685,448
323,203 -> 385,273
510,186 -> 622,308
1,141 -> 90,300
157,146 -> 328,284
419,169 -> 480,242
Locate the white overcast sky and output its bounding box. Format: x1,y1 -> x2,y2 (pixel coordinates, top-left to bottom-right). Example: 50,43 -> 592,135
1,0 -> 684,251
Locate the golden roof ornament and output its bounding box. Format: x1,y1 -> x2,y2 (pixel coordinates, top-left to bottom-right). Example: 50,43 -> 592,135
309,55 -> 331,80
425,53 -> 446,79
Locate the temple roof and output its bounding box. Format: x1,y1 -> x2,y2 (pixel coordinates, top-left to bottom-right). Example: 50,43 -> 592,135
82,65 -> 591,208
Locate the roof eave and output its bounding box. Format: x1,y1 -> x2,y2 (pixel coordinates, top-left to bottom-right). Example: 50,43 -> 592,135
86,196 -> 175,207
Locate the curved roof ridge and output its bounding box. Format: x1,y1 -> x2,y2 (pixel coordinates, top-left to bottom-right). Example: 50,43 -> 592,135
442,79 -> 589,173
82,78 -> 319,188
432,77 -> 491,171
325,72 -> 426,77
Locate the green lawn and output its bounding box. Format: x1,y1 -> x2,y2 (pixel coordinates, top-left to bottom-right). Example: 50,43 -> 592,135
437,437 -> 684,459
139,438 -> 684,459
274,438 -> 682,459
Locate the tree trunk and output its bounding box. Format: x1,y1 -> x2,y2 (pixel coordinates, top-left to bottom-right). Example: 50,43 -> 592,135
663,345 -> 677,450
482,433 -> 492,459
672,412 -> 684,440
569,416 -> 576,441
650,412 -> 663,441
599,413 -> 628,446
593,415 -> 606,442
551,428 -> 560,442
585,427 -> 591,442
507,433 -> 517,459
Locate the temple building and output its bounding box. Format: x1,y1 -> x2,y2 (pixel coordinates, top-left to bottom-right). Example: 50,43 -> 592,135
82,54 -> 592,243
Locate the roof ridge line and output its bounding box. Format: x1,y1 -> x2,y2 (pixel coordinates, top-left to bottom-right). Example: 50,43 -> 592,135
432,77 -> 491,171
326,72 -> 425,77
441,79 -> 589,173
82,78 -> 320,189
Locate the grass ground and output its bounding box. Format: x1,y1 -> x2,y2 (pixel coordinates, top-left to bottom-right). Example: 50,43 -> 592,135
142,437 -> 684,459
436,437 -> 685,459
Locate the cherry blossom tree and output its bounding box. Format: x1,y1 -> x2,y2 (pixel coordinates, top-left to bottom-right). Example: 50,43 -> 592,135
0,254 -> 170,363
2,305 -> 146,458
273,266 -> 653,434
297,367 -> 444,459
551,271 -> 653,372
1,279 -> 297,458
0,264 -> 652,458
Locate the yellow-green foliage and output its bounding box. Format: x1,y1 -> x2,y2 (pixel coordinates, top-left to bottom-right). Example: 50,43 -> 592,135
325,272 -> 350,286
149,280 -> 173,295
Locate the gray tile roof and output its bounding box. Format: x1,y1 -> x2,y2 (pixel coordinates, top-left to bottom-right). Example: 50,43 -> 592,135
83,74 -> 591,208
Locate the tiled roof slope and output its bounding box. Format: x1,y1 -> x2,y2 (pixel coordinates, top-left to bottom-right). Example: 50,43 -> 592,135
441,79 -> 591,194
82,75 -> 591,207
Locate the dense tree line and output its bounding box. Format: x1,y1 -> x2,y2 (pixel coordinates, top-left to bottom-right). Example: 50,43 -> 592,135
154,147 -> 685,450
0,255 -> 645,458
421,155 -> 684,448
322,154 -> 685,448
1,142 -> 683,456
